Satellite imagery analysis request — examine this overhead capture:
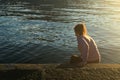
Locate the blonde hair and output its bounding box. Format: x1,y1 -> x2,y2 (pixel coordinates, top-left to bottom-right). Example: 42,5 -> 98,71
74,23 -> 88,36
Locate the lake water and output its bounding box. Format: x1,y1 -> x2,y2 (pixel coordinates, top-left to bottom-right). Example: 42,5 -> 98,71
0,0 -> 120,63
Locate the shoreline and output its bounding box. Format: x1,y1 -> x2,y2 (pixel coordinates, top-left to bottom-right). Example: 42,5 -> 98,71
0,63 -> 120,80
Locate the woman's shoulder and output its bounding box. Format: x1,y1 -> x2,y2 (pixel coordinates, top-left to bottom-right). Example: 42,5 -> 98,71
77,35 -> 93,41
77,35 -> 90,43
76,35 -> 84,39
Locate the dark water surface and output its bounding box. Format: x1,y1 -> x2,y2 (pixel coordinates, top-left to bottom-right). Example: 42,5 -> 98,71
0,0 -> 120,63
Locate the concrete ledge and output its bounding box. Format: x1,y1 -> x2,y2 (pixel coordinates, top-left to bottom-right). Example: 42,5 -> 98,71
0,64 -> 120,80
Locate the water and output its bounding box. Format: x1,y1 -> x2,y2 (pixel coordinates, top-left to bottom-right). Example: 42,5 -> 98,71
0,0 -> 120,63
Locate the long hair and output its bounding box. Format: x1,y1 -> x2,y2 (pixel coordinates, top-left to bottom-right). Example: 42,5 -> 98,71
74,23 -> 88,36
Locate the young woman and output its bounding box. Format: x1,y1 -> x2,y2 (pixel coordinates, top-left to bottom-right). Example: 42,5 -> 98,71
70,23 -> 101,65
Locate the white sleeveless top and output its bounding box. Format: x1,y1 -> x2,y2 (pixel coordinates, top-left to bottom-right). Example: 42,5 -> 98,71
77,35 -> 101,63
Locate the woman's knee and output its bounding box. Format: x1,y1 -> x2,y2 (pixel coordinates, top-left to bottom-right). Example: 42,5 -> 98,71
71,55 -> 79,58
70,55 -> 82,63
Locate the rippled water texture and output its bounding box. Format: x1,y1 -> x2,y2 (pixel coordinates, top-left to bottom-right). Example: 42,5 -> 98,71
0,0 -> 120,63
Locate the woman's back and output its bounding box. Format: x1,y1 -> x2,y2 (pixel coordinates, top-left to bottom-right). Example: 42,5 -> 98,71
82,35 -> 101,62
